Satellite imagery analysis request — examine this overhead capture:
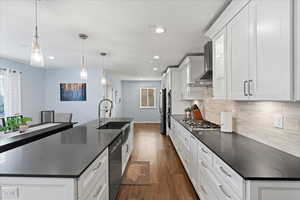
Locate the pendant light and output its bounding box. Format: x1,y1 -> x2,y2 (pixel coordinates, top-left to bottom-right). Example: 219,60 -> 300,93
30,0 -> 44,67
100,52 -> 107,85
79,34 -> 88,80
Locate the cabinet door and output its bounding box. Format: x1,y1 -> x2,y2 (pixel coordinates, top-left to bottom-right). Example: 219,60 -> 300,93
296,0 -> 300,100
227,4 -> 250,100
213,28 -> 227,99
249,0 -> 293,100
0,178 -> 76,200
181,63 -> 188,99
189,135 -> 198,191
247,181 -> 300,200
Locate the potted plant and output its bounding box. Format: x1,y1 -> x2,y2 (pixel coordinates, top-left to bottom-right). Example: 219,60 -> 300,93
18,117 -> 32,133
6,117 -> 19,132
0,126 -> 8,134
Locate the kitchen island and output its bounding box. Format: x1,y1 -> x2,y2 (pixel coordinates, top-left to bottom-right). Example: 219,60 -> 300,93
0,118 -> 134,200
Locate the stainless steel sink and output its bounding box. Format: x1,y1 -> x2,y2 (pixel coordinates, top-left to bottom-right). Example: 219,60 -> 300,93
97,121 -> 130,129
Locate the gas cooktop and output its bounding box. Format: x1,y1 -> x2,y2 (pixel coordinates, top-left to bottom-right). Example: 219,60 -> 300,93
181,119 -> 220,131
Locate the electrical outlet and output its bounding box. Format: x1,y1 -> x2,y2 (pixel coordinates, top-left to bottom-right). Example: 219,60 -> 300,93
1,186 -> 19,199
274,114 -> 284,129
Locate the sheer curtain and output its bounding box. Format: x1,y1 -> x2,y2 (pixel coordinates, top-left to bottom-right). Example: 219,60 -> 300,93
0,68 -> 21,117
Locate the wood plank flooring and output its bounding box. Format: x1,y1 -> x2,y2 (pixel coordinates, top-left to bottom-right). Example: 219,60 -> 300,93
117,123 -> 199,200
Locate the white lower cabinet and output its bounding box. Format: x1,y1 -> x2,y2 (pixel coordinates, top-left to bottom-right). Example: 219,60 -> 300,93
0,178 -> 76,200
189,135 -> 198,188
246,181 -> 300,200
0,149 -> 110,200
170,117 -> 300,200
295,0 -> 300,100
78,149 -> 109,200
122,122 -> 134,174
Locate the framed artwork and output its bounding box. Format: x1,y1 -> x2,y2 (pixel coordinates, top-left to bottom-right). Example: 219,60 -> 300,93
60,83 -> 87,101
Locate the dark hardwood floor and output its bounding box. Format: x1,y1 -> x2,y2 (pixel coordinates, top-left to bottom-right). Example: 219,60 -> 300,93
117,123 -> 199,200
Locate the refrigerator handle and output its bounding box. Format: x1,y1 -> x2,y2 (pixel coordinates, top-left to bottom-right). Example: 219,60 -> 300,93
159,90 -> 161,113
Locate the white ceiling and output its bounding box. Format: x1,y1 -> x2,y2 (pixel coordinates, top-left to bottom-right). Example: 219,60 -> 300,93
0,0 -> 230,79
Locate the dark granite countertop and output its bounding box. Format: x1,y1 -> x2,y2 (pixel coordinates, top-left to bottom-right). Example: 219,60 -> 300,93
0,122 -> 75,153
0,118 -> 133,178
172,114 -> 300,181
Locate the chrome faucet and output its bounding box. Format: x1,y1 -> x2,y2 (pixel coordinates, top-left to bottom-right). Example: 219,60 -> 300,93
98,98 -> 113,123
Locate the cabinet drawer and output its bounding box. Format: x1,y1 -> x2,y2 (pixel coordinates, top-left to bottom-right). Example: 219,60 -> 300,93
78,149 -> 109,199
198,159 -> 219,200
198,174 -> 217,200
84,173 -> 109,200
204,163 -> 241,200
214,155 -> 244,198
199,155 -> 240,200
198,142 -> 213,168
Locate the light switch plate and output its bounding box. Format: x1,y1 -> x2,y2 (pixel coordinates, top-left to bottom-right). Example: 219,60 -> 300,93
1,186 -> 19,199
274,114 -> 284,129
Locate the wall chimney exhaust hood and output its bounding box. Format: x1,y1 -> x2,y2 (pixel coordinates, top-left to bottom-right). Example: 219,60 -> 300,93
188,41 -> 213,87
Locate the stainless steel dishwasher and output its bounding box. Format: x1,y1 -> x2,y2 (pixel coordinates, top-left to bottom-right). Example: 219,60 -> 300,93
109,134 -> 122,200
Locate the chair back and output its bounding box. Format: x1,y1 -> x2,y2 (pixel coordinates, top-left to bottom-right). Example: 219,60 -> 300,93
41,111 -> 55,123
55,113 -> 72,123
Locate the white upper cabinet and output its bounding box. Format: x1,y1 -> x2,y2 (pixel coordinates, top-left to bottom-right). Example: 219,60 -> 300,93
295,0 -> 300,100
250,0 -> 293,101
208,0 -> 293,101
161,73 -> 167,89
227,4 -> 250,100
179,56 -> 207,100
212,28 -> 227,99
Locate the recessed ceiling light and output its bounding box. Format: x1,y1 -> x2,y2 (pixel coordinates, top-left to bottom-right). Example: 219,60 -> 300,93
153,55 -> 160,60
48,56 -> 55,60
153,67 -> 158,71
155,26 -> 166,34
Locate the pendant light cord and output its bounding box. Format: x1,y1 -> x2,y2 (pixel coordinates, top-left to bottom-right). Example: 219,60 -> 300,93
81,38 -> 85,69
34,0 -> 38,38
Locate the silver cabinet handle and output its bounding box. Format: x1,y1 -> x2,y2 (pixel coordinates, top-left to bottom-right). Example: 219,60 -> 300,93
93,161 -> 102,171
200,185 -> 208,195
93,185 -> 103,197
244,80 -> 248,96
219,185 -> 231,199
93,184 -> 106,198
201,161 -> 208,169
219,166 -> 232,178
201,148 -> 208,154
248,80 -> 253,96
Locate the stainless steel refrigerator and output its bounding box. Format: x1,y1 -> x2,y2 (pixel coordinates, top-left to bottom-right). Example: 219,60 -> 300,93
159,88 -> 167,134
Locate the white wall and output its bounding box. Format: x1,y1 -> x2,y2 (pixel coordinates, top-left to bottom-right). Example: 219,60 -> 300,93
0,58 -> 45,124
121,80 -> 161,123
44,67 -> 105,124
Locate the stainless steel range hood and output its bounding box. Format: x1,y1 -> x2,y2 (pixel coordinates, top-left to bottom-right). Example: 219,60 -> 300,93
188,41 -> 213,87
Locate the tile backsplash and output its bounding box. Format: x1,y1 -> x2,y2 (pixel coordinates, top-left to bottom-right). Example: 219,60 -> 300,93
193,95 -> 300,158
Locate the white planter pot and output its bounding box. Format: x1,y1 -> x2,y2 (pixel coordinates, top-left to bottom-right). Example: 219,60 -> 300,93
19,125 -> 29,133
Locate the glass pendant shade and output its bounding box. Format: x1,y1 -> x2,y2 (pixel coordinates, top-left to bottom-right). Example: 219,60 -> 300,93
30,0 -> 44,67
101,77 -> 106,85
80,67 -> 87,80
79,34 -> 88,80
30,36 -> 44,67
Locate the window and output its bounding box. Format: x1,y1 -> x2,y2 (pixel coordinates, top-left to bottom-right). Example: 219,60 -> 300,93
140,88 -> 156,109
0,69 -> 21,117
